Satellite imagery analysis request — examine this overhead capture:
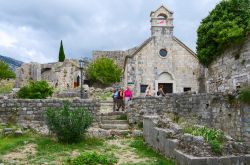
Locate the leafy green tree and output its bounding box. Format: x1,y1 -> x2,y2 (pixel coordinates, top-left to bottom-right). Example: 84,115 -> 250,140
58,40 -> 66,62
17,80 -> 53,99
0,61 -> 16,80
87,58 -> 122,86
197,0 -> 250,67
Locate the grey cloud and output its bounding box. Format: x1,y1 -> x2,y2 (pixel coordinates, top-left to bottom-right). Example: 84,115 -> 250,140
0,0 -> 221,63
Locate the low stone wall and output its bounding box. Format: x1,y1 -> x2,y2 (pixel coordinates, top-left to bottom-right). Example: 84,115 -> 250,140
143,116 -> 250,165
0,99 -> 100,134
128,93 -> 250,145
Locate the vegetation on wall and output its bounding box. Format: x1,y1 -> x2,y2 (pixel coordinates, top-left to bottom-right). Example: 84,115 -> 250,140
184,126 -> 224,154
45,102 -> 92,143
0,61 -> 16,80
17,80 -> 53,99
87,58 -> 122,86
238,86 -> 250,104
58,40 -> 66,62
196,0 -> 250,67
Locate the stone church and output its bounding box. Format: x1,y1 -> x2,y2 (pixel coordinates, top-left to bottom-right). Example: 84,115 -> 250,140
93,5 -> 202,96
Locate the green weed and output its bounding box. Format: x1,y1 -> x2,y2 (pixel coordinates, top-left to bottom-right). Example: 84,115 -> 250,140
71,151 -> 117,165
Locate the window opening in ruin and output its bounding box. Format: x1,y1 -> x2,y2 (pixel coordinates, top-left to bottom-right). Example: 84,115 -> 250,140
140,84 -> 148,93
159,49 -> 168,57
76,75 -> 80,87
159,83 -> 173,93
184,87 -> 191,92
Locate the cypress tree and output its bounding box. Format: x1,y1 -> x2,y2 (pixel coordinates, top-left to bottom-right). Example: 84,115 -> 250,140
58,40 -> 65,62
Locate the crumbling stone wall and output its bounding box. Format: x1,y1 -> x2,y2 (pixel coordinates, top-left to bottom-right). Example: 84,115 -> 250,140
206,37 -> 250,93
0,99 -> 100,133
15,59 -> 82,89
128,93 -> 250,146
93,51 -> 128,69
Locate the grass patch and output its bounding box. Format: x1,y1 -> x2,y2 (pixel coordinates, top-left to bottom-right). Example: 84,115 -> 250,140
129,138 -> 175,165
98,91 -> 112,101
0,134 -> 35,155
183,126 -> 224,154
71,151 -> 117,165
116,114 -> 127,120
0,82 -> 13,94
28,136 -> 104,164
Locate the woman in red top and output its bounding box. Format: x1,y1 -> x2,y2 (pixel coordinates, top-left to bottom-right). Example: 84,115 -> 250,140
124,87 -> 133,107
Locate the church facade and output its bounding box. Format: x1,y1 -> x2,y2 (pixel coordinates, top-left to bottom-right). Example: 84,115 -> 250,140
93,5 -> 202,96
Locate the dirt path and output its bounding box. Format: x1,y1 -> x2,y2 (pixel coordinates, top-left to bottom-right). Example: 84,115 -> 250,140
107,139 -> 150,165
2,143 -> 37,165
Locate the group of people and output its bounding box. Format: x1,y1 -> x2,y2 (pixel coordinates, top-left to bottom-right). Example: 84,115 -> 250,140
145,85 -> 166,97
112,86 -> 133,111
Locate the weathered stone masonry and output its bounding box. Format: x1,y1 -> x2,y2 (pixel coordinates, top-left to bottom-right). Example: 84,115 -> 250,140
0,99 -> 101,133
127,93 -> 250,147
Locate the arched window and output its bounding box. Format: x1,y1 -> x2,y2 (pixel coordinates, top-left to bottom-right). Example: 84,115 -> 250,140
157,13 -> 167,25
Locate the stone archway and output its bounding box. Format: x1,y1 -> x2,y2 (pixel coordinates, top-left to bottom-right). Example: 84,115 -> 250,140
155,72 -> 175,93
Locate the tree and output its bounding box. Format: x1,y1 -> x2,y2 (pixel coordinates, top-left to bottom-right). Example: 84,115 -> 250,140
196,0 -> 250,67
87,58 -> 122,86
0,61 -> 16,80
58,40 -> 66,62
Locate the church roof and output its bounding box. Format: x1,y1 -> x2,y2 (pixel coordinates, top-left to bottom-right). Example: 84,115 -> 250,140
123,37 -> 153,69
150,5 -> 174,17
173,36 -> 197,58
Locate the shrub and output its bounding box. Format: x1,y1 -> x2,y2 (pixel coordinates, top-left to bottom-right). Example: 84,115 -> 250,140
71,151 -> 117,165
238,87 -> 250,104
197,0 -> 250,67
17,81 -> 53,99
183,126 -> 224,154
87,58 -> 122,86
45,102 -> 92,143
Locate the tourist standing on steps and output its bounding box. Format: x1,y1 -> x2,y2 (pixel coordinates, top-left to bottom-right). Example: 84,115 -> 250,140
112,88 -> 119,111
157,85 -> 166,97
145,85 -> 153,97
117,88 -> 125,111
124,87 -> 133,107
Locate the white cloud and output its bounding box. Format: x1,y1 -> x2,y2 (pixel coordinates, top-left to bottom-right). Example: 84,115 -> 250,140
0,30 -> 17,48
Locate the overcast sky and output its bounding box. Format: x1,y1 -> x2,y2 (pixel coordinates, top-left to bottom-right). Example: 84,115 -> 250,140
0,0 -> 221,63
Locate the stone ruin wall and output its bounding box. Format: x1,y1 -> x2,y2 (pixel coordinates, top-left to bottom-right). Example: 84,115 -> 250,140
92,47 -> 137,70
15,59 -> 82,89
93,51 -> 128,69
127,93 -> 250,147
206,37 -> 250,93
0,93 -> 249,146
0,99 -> 100,134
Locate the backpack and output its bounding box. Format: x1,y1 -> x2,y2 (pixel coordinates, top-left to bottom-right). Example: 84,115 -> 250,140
157,91 -> 160,96
113,91 -> 119,99
118,90 -> 123,99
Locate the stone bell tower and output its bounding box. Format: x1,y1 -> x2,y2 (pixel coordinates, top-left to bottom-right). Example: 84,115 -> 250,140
150,5 -> 174,37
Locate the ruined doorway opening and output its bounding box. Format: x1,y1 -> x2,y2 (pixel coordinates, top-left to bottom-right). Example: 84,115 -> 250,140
158,83 -> 173,94
76,75 -> 80,87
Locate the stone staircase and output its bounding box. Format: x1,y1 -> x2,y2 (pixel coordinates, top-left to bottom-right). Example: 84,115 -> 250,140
100,111 -> 130,134
88,101 -> 142,138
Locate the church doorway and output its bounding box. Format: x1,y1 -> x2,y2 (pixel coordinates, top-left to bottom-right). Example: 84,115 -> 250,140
158,83 -> 173,93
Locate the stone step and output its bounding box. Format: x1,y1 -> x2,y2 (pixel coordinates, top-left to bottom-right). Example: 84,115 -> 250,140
101,115 -> 126,120
101,120 -> 128,124
100,124 -> 129,130
87,127 -> 131,137
101,111 -> 126,116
